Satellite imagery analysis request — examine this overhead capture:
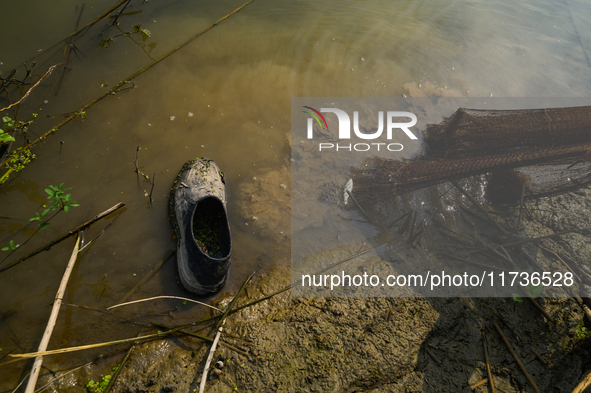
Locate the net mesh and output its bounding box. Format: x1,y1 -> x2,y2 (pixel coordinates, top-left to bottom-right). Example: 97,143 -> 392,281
351,106 -> 591,204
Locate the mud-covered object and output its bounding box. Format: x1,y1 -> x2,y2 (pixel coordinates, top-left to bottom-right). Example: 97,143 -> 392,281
169,158 -> 231,295
352,105 -> 591,205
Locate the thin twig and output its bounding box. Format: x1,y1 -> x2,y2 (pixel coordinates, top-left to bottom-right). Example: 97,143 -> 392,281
501,230 -> 578,248
199,272 -> 255,393
24,233 -> 81,393
55,5 -> 85,96
346,190 -> 373,225
522,292 -> 554,322
133,145 -> 150,181
0,209 -> 62,265
107,296 -> 221,312
78,214 -> 122,253
453,181 -> 543,270
410,219 -> 425,247
149,172 -> 155,202
468,378 -> 488,390
11,373 -> 30,393
571,296 -> 591,325
0,202 -> 125,273
493,321 -> 540,393
117,250 -> 174,303
482,328 -> 496,393
440,253 -> 507,271
526,343 -> 548,367
104,330 -> 143,393
0,64 -> 61,112
425,348 -> 442,365
65,304 -> 129,321
516,183 -> 525,234
33,361 -> 92,393
198,323 -> 224,393
111,0 -> 132,26
452,181 -> 508,235
572,370 -> 591,393
150,322 -> 249,356
6,245 -> 377,363
23,0 -> 130,64
539,246 -> 582,282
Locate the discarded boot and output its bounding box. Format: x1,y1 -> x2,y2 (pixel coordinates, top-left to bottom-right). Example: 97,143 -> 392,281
169,158 -> 232,295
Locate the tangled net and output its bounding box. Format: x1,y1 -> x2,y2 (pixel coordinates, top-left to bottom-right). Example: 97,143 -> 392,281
351,106 -> 591,205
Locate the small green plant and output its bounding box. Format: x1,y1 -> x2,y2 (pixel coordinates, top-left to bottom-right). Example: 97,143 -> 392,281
1,116 -> 17,143
100,24 -> 151,49
512,294 -> 522,302
86,374 -> 111,393
132,24 -> 151,40
576,320 -> 591,340
4,147 -> 35,173
1,183 -> 80,264
0,129 -> 15,143
1,240 -> 19,252
99,37 -> 114,48
0,116 -> 34,142
30,184 -> 79,230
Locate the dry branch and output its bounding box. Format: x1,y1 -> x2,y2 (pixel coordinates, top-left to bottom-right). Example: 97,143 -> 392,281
117,250 -> 174,303
0,202 -> 124,273
493,321 -> 540,393
468,378 -> 488,390
24,233 -> 81,393
572,370 -> 591,393
108,295 -> 221,313
425,348 -> 442,365
0,64 -> 60,112
482,329 -> 496,393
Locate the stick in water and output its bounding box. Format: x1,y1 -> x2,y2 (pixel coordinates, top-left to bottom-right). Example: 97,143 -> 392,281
24,233 -> 82,393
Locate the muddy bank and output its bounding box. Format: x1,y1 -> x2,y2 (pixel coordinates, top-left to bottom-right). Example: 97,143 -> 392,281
28,183 -> 591,393
35,268 -> 591,393
48,266 -> 590,393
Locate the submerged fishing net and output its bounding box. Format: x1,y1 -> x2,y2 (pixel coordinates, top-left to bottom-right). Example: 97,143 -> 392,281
351,106 -> 591,205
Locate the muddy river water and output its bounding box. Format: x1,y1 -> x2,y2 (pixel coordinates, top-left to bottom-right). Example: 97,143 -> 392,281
1,0 -> 591,388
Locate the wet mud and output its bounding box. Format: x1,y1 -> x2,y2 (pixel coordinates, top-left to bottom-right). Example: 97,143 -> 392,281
32,185 -> 591,393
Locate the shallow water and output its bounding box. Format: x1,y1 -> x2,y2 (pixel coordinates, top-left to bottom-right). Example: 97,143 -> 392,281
1,0 -> 591,387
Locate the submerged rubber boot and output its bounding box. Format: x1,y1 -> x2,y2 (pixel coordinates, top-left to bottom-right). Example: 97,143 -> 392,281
169,158 -> 232,295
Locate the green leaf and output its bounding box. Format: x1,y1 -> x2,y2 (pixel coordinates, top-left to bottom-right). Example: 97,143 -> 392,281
512,294 -> 522,302
2,116 -> 11,123
525,283 -> 543,297
0,133 -> 15,143
64,205 -> 69,212
1,247 -> 9,251
45,188 -> 55,197
579,320 -> 585,327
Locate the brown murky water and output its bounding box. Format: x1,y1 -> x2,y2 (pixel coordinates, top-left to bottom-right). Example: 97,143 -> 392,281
1,0 -> 591,388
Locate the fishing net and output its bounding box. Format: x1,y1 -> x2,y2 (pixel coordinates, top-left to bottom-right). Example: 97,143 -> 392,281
351,106 -> 591,205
